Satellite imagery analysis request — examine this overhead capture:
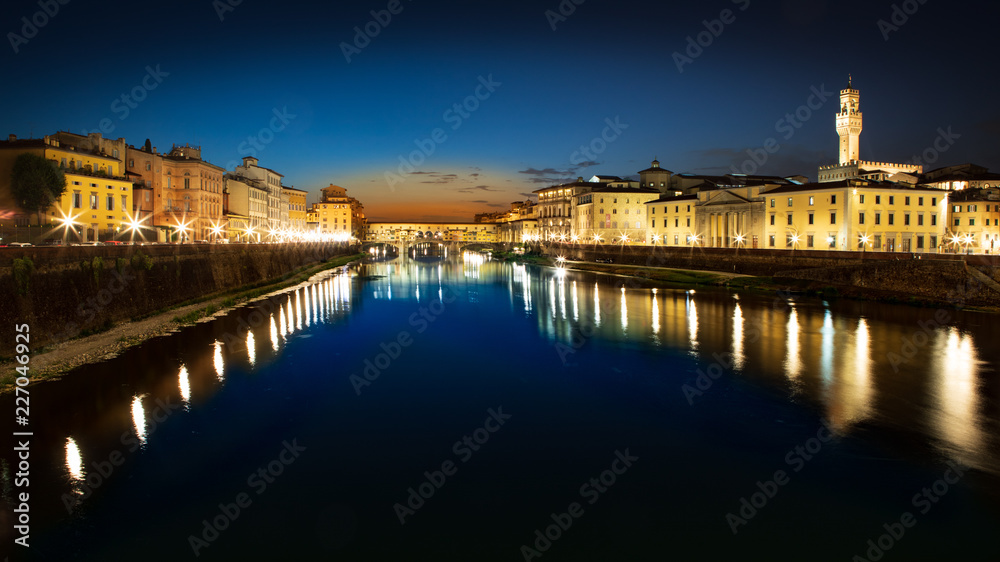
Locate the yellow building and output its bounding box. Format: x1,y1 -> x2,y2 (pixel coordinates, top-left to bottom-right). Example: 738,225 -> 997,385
575,186 -> 660,243
761,179 -> 947,253
283,186 -> 308,232
644,194 -> 700,246
946,189 -> 1000,253
0,134 -> 133,242
314,184 -> 366,240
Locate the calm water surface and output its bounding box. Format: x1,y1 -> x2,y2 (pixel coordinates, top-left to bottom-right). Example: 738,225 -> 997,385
2,251 -> 999,561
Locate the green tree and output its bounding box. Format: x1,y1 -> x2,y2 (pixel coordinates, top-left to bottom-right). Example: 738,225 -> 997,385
10,153 -> 67,224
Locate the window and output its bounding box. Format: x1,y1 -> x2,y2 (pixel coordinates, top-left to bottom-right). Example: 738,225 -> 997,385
808,213 -> 814,225
917,236 -> 924,249
769,235 -> 775,247
932,197 -> 937,206
889,196 -> 894,205
652,207 -> 655,214
612,221 -> 617,228
687,205 -> 691,212
918,197 -> 924,206
953,205 -> 961,213
904,214 -> 910,226
954,218 -> 960,227
905,197 -> 910,205
931,236 -> 937,248
875,195 -> 881,204
146,162 -> 151,171
106,196 -> 114,211
888,214 -> 894,225
787,197 -> 793,207
675,206 -> 679,213
828,235 -> 836,249
859,195 -> 865,204
809,196 -> 814,205
664,219 -> 668,227
770,199 -> 775,208
875,213 -> 881,225
807,235 -> 814,248
786,234 -> 795,248
931,214 -> 937,226
830,212 -> 836,224
831,195 -> 837,204
90,194 -> 98,209
874,235 -> 882,249
73,192 -> 81,208
675,218 -> 679,227
686,218 -> 691,227
60,157 -> 67,167
770,215 -> 775,226
970,218 -> 976,226
787,215 -> 793,226
859,212 -> 865,225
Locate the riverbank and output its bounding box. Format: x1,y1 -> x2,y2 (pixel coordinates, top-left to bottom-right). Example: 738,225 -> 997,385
0,252 -> 364,394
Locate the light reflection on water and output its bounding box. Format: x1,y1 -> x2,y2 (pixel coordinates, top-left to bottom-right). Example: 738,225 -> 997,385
6,253 -> 999,557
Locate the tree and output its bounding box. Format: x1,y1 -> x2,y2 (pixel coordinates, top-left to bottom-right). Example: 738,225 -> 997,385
10,153 -> 67,224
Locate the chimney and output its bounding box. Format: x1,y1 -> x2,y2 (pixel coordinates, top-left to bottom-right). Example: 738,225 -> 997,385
7,134 -> 15,142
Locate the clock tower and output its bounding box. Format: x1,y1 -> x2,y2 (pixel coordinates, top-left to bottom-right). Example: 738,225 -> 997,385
836,75 -> 862,165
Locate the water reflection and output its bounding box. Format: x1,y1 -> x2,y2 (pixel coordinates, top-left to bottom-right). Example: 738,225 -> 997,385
131,395 -> 147,446
732,301 -> 744,370
934,328 -> 983,465
65,436 -> 84,481
10,251 -> 999,554
785,307 -> 801,380
179,365 -> 191,407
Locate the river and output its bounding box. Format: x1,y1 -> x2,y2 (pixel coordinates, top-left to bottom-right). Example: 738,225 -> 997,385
2,250 -> 998,561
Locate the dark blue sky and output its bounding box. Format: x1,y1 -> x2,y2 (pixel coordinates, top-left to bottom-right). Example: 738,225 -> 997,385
3,0 -> 997,220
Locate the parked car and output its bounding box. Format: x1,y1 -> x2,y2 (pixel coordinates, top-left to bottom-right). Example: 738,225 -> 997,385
103,240 -> 125,246
595,257 -> 614,264
8,242 -> 33,247
41,239 -> 66,246
76,241 -> 102,246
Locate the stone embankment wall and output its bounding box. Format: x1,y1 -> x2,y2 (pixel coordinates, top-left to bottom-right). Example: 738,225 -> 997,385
542,244 -> 1000,308
0,243 -> 354,357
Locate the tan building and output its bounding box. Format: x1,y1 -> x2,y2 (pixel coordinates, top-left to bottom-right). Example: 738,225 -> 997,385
233,157 -> 284,231
161,144 -> 225,241
225,174 -> 268,238
534,178 -> 593,241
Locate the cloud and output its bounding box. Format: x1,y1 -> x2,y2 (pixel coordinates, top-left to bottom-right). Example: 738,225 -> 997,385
686,146 -> 825,179
518,192 -> 537,199
456,185 -> 499,193
519,167 -> 571,177
416,173 -> 460,184
576,160 -> 600,168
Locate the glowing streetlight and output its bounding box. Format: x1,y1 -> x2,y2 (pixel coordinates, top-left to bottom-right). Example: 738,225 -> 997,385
570,234 -> 579,243
55,209 -> 83,241
173,218 -> 192,243
209,222 -> 224,242
592,234 -> 603,244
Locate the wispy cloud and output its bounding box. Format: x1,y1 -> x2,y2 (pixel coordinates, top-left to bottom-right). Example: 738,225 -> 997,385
456,185 -> 499,194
